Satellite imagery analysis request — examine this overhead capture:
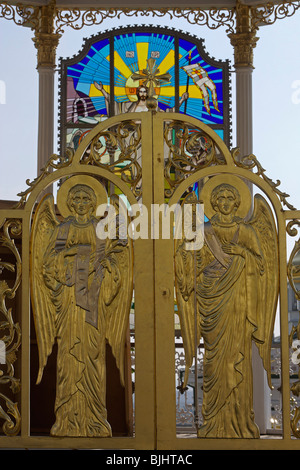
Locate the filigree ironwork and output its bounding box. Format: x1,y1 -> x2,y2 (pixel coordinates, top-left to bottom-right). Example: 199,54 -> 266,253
1,1 -> 300,38
251,1 -> 300,31
175,345 -> 204,430
53,2 -> 299,36
287,220 -> 300,237
289,317 -> 300,438
0,1 -> 38,28
16,119 -> 142,207
15,149 -> 74,208
81,120 -> 142,198
288,238 -> 300,301
232,148 -> 297,211
54,7 -> 236,35
164,121 -> 224,197
0,219 -> 22,437
287,238 -> 300,438
2,0 -> 300,74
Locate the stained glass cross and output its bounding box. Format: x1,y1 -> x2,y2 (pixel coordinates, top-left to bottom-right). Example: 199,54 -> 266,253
131,58 -> 171,99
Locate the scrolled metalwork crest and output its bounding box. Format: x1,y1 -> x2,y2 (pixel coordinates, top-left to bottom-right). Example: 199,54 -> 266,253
164,121 -> 225,197
232,147 -> 297,211
0,219 -> 22,437
81,120 -> 142,197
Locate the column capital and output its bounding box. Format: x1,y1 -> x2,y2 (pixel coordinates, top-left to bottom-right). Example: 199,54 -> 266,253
228,2 -> 258,69
32,1 -> 60,69
33,31 -> 60,69
228,30 -> 258,69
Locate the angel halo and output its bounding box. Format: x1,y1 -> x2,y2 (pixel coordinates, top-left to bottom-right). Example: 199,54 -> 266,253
56,174 -> 108,218
199,173 -> 252,220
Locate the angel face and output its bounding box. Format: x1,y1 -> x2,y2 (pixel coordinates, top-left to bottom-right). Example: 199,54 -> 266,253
71,190 -> 94,216
67,185 -> 97,220
211,184 -> 241,217
215,189 -> 237,215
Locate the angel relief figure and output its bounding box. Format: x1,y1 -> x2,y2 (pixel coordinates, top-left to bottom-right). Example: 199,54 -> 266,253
30,175 -> 133,437
175,175 -> 279,438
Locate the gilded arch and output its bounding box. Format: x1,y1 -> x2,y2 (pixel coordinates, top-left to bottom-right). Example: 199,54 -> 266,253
0,111 -> 299,448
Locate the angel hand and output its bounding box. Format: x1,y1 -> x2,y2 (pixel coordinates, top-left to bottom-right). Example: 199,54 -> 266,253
222,242 -> 244,257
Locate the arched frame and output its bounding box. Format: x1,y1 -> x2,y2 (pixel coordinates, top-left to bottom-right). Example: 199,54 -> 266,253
0,111 -> 299,449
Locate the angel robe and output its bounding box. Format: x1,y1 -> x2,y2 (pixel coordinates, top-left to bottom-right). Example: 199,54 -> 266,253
197,219 -> 265,438
42,216 -> 114,437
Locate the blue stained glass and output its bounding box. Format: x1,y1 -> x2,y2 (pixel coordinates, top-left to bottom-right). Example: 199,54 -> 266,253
62,27 -> 229,148
113,31 -> 176,112
92,37 -> 110,51
66,36 -> 111,122
178,36 -> 224,125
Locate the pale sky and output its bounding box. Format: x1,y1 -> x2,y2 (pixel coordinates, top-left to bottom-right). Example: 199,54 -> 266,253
0,12 -> 300,243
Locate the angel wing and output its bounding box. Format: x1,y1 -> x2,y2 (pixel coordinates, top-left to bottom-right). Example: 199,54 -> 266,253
174,192 -> 202,390
30,194 -> 60,384
247,194 -> 279,387
100,195 -> 133,387
175,241 -> 200,390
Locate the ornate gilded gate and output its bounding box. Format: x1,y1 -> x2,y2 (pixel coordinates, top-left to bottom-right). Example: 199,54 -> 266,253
0,111 -> 300,450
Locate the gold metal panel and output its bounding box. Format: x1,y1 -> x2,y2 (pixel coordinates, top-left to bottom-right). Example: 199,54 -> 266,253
0,110 -> 300,449
0,113 -> 155,449
152,112 -> 299,450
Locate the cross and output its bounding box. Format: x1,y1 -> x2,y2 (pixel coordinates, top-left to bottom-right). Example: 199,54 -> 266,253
131,58 -> 171,101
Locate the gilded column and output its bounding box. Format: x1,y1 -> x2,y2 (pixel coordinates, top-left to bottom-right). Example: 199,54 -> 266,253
228,2 -> 258,158
33,1 -> 60,175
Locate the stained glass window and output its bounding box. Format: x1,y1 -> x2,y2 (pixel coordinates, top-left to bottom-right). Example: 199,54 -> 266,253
59,26 -> 231,155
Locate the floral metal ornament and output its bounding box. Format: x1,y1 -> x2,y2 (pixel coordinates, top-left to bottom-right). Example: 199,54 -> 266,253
0,220 -> 21,437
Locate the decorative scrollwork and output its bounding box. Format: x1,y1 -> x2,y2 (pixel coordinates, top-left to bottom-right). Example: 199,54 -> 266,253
0,219 -> 22,437
291,404 -> 300,438
81,120 -> 142,198
287,237 -> 300,439
16,119 -> 142,205
232,148 -> 297,211
55,7 -> 118,33
288,237 -> 300,299
289,314 -> 300,438
15,149 -> 74,208
251,1 -> 300,31
164,121 -> 225,197
54,7 -> 236,34
0,1 -> 39,29
287,220 -> 300,237
1,1 -> 300,38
